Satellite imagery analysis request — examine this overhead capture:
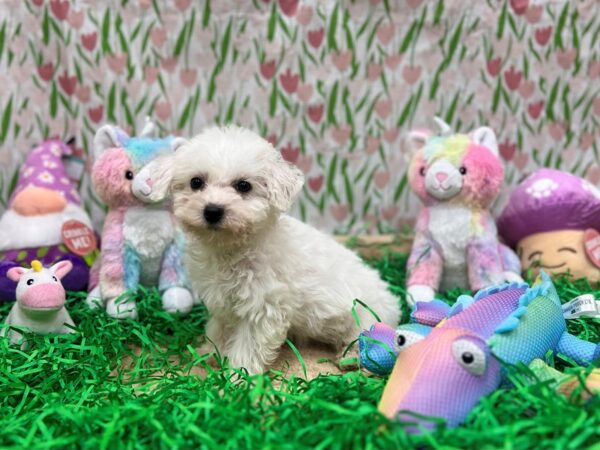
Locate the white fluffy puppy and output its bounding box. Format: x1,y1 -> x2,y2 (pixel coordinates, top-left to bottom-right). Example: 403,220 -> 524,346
148,126 -> 400,374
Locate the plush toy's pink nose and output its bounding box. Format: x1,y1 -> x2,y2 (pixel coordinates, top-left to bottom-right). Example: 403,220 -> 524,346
19,284 -> 65,309
435,172 -> 448,182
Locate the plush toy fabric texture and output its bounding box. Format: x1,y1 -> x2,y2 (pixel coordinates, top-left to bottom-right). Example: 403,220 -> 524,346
365,273 -> 600,430
405,124 -> 521,303
498,169 -> 600,282
0,140 -> 93,301
87,125 -> 193,319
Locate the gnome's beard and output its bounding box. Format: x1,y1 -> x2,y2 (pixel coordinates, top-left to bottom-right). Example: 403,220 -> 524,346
0,203 -> 92,250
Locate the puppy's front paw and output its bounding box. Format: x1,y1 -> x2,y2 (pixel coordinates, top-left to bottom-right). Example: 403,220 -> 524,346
162,287 -> 194,315
228,351 -> 267,375
106,297 -> 138,320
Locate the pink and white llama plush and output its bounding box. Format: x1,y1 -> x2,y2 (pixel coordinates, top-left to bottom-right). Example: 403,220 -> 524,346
3,260 -> 75,345
405,119 -> 522,304
86,122 -> 194,319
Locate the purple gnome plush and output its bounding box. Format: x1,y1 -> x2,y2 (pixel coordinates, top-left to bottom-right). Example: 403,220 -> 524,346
0,140 -> 95,301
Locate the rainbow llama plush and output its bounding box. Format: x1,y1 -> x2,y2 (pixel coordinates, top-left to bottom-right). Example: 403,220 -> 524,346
405,119 -> 522,304
86,121 -> 194,319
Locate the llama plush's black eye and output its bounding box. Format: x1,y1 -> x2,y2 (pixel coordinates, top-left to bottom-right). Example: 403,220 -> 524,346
52,276 -> 58,282
26,279 -> 34,286
125,170 -> 134,180
419,167 -> 426,176
190,177 -> 205,191
234,180 -> 252,193
459,166 -> 467,175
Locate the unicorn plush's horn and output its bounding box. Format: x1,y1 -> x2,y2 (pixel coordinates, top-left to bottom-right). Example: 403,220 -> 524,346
433,117 -> 452,136
31,260 -> 43,272
140,117 -> 158,138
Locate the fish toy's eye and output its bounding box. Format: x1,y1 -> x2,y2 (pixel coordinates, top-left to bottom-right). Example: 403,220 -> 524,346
395,330 -> 426,351
452,339 -> 487,376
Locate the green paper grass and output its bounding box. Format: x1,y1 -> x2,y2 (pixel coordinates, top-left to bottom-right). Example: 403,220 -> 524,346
0,253 -> 598,449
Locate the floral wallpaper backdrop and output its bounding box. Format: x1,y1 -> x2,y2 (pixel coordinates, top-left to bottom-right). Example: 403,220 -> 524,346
0,0 -> 598,234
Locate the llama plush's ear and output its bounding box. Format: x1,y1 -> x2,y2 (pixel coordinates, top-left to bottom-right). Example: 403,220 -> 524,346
170,137 -> 188,153
51,260 -> 73,279
471,127 -> 499,157
93,125 -> 129,160
140,117 -> 159,138
7,267 -> 27,282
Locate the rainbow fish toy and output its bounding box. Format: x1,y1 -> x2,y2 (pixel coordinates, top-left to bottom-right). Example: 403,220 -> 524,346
359,273 -> 600,430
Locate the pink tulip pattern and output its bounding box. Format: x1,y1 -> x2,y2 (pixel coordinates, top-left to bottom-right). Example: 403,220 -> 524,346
0,0 -> 597,233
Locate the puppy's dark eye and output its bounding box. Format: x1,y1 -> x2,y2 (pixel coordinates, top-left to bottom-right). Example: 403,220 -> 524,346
419,167 -> 426,176
234,180 -> 252,193
26,279 -> 34,285
190,177 -> 205,191
125,170 -> 134,180
459,166 -> 467,175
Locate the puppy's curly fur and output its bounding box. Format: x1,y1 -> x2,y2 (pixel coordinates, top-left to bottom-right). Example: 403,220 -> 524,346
149,126 -> 400,374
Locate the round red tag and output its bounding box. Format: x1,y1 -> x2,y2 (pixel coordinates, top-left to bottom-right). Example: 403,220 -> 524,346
583,228 -> 600,269
61,220 -> 97,256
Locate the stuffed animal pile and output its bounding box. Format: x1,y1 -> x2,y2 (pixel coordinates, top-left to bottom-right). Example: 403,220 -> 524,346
0,117 -> 597,436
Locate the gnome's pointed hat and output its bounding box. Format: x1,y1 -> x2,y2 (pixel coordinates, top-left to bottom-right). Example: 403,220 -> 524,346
8,140 -> 81,209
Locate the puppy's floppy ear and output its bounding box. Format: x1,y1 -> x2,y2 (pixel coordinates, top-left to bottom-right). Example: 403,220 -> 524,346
93,125 -> 129,161
266,153 -> 305,212
471,127 -> 499,157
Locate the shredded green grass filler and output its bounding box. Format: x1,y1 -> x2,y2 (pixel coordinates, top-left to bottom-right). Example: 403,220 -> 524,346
0,253 -> 599,449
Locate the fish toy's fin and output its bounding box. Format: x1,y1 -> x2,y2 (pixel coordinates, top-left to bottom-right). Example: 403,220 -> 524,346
474,281 -> 529,301
410,299 -> 451,326
447,294 -> 477,318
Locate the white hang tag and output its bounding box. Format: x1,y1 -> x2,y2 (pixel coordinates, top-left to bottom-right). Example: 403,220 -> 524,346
562,294 -> 600,319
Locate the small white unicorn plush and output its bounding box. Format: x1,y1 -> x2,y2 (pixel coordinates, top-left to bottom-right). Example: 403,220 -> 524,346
3,260 -> 75,345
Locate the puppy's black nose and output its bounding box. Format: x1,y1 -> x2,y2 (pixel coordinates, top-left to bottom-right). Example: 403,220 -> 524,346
203,204 -> 224,224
